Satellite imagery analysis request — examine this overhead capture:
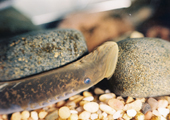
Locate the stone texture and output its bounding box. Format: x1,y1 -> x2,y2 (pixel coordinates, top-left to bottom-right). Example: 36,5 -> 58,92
0,29 -> 87,81
109,38 -> 170,98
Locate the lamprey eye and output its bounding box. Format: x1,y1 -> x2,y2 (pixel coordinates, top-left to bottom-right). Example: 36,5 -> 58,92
84,78 -> 91,84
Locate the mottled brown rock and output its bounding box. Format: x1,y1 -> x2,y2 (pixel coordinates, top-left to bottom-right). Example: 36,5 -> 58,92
0,29 -> 87,81
109,38 -> 170,98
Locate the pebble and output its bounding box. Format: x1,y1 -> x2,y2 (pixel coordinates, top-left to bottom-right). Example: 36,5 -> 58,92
38,110 -> 48,119
83,102 -> 99,113
94,88 -> 105,95
157,108 -> 169,117
99,104 -> 116,114
142,103 -> 152,114
83,96 -> 94,101
127,109 -> 137,117
109,38 -> 170,97
83,91 -> 93,97
108,98 -> 124,110
30,111 -> 38,120
151,116 -> 161,120
113,110 -> 122,119
78,111 -> 91,120
11,112 -> 21,120
126,96 -> 134,104
0,29 -> 88,80
99,93 -> 116,102
148,98 -> 158,110
70,110 -> 78,114
145,111 -> 153,120
56,100 -> 66,108
58,106 -> 70,119
45,110 -> 58,120
122,113 -> 132,120
68,114 -> 78,120
134,112 -> 145,120
152,110 -> 161,116
21,110 -> 30,119
90,113 -> 98,119
65,101 -> 76,109
157,99 -> 168,108
124,100 -> 142,111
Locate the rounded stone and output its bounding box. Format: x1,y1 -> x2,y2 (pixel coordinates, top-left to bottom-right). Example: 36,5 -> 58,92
0,29 -> 87,81
109,38 -> 170,98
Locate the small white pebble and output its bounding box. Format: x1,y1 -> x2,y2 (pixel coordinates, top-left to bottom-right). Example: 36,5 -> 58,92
113,110 -> 122,119
58,106 -> 70,119
99,93 -> 116,102
90,113 -> 98,119
83,102 -> 99,113
11,112 -> 21,120
158,108 -> 169,117
105,89 -> 111,93
161,116 -> 166,120
70,110 -> 78,114
83,96 -> 94,101
102,112 -> 108,118
31,111 -> 38,120
99,103 -> 116,114
127,109 -> 137,117
39,111 -> 48,119
69,114 -> 78,120
152,110 -> 161,116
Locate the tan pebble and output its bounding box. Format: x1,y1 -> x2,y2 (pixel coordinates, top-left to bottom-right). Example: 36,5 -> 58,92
68,114 -> 78,120
58,106 -> 70,119
124,100 -> 142,111
101,112 -> 108,118
136,98 -> 146,103
76,107 -> 84,113
65,101 -> 76,109
39,110 -> 48,119
145,111 -> 153,120
11,112 -> 21,120
99,103 -> 116,114
108,98 -> 124,110
78,111 -> 91,119
73,96 -> 84,103
83,91 -> 92,97
150,115 -> 161,120
83,96 -> 94,101
56,100 -> 66,108
99,93 -> 116,103
113,110 -> 122,119
27,117 -> 33,120
31,111 -> 38,120
134,112 -> 145,120
45,110 -> 58,120
79,100 -> 89,106
2,114 -> 7,119
117,117 -> 124,120
164,96 -> 170,104
83,102 -> 99,113
152,110 -> 161,116
127,109 -> 137,117
126,96 -> 134,104
130,31 -> 144,38
69,95 -> 82,101
157,108 -> 169,117
122,113 -> 132,120
117,96 -> 125,103
147,97 -> 158,110
21,110 -> 30,119
94,87 -> 105,95
91,113 -> 98,119
157,99 -> 168,108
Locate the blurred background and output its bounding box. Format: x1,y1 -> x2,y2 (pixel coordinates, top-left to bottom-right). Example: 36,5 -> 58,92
0,0 -> 170,51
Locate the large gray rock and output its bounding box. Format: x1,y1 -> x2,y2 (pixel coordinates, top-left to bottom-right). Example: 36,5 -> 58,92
0,29 -> 88,81
109,38 -> 170,98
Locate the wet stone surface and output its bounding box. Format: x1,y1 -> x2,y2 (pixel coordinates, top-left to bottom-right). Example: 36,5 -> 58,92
0,29 -> 88,81
109,38 -> 170,98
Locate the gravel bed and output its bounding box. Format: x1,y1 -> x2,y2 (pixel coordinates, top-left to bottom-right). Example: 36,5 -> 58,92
1,87 -> 170,120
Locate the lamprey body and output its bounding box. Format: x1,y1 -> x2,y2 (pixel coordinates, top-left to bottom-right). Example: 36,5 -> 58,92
0,41 -> 118,114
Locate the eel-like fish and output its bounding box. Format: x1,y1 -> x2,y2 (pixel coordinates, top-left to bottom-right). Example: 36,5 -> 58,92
0,41 -> 118,114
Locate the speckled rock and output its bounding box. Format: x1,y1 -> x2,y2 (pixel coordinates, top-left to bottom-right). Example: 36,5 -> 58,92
109,38 -> 170,98
0,29 -> 88,81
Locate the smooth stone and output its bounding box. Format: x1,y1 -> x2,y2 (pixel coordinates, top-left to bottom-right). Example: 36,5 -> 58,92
109,38 -> 170,98
0,29 -> 87,81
